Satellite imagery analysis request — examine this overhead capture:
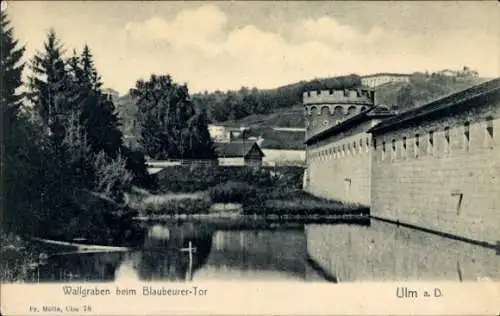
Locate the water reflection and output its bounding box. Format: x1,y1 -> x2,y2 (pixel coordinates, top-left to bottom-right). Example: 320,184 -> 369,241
305,220 -> 500,282
28,218 -> 499,283
130,222 -> 214,281
194,230 -> 307,281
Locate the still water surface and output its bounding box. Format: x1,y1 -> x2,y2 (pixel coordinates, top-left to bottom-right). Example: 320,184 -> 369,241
32,219 -> 499,283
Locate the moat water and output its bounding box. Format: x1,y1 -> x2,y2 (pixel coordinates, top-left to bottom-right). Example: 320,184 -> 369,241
28,219 -> 499,283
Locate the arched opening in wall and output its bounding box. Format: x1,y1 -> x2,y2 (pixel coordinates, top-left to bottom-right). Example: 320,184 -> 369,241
347,106 -> 357,116
310,106 -> 319,116
320,106 -> 330,116
333,106 -> 344,116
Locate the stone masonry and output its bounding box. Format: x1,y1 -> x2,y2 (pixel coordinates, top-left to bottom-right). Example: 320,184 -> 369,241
304,78 -> 500,245
370,86 -> 500,245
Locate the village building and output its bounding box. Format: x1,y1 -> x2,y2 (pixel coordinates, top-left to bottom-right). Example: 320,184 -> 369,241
361,73 -> 410,88
262,148 -> 305,167
208,124 -> 231,143
368,77 -> 500,245
215,141 -> 264,167
102,88 -> 120,102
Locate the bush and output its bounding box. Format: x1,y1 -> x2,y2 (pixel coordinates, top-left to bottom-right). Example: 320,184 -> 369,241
93,151 -> 133,202
209,181 -> 257,203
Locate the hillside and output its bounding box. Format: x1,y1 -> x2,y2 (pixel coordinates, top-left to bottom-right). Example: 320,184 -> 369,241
115,75 -> 360,133
226,72 -> 487,129
222,72 -> 488,150
115,70 -> 490,151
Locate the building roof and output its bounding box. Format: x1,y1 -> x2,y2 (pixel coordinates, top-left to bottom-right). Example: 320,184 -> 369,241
305,106 -> 395,145
215,141 -> 265,158
102,88 -> 119,94
368,77 -> 500,135
361,73 -> 410,79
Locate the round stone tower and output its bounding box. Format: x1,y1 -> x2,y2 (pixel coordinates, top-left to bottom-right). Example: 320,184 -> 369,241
303,87 -> 375,142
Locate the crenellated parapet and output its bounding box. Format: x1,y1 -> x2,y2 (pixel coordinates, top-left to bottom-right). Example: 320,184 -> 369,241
304,87 -> 375,142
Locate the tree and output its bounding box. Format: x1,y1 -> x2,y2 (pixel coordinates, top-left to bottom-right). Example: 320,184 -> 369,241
0,12 -> 25,117
185,109 -> 217,159
130,74 -> 199,160
28,29 -> 81,145
1,11 -> 31,233
66,44 -> 123,158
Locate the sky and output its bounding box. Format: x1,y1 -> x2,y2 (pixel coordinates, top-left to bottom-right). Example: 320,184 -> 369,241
5,1 -> 499,95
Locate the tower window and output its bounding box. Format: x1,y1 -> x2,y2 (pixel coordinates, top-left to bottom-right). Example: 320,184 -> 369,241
382,141 -> 386,160
329,89 -> 333,95
316,90 -> 321,95
307,91 -> 311,97
373,139 -> 377,149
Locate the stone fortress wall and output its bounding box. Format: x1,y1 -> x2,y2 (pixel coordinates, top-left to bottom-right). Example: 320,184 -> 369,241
304,78 -> 500,246
370,87 -> 500,245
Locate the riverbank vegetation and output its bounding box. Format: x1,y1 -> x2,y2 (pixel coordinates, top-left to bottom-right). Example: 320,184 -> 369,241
135,164 -> 365,217
0,12 -> 157,281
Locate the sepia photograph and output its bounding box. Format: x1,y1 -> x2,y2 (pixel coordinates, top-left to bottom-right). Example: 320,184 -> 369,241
1,0 -> 499,314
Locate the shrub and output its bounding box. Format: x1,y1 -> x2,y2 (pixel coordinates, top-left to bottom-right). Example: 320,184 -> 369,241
93,151 -> 133,202
209,181 -> 258,203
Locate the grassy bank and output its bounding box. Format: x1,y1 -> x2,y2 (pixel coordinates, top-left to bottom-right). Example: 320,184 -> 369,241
132,168 -> 367,217
243,188 -> 368,216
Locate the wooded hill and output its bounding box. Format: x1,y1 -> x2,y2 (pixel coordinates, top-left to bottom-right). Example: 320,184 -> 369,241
116,70 -> 488,150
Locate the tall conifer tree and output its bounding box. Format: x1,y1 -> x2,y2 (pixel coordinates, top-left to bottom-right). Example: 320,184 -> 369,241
1,12 -> 45,234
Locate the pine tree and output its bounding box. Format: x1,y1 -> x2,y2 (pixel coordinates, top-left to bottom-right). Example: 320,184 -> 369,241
1,12 -> 46,234
66,44 -> 123,158
28,29 -> 78,142
0,12 -> 25,117
71,44 -> 152,188
1,11 -> 26,232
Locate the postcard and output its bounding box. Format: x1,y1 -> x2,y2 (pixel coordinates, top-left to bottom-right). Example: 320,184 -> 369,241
1,1 -> 499,315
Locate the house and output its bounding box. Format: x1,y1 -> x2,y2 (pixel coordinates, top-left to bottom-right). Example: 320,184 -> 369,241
102,88 -> 120,102
215,141 -> 265,167
208,124 -> 231,143
361,73 -> 410,88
